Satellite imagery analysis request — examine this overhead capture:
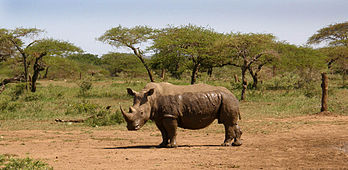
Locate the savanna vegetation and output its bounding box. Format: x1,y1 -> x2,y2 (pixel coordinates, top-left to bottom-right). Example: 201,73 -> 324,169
0,22 -> 347,122
0,22 -> 347,166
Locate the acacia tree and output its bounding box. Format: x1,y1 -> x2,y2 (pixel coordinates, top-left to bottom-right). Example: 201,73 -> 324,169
219,33 -> 278,100
0,28 -> 43,87
26,39 -> 82,92
0,29 -> 16,62
308,21 -> 348,47
0,28 -> 81,92
319,46 -> 348,86
151,25 -> 221,84
101,52 -> 146,77
98,25 -> 155,82
308,21 -> 348,86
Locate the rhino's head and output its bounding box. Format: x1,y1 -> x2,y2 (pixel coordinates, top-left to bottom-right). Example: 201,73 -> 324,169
120,88 -> 154,131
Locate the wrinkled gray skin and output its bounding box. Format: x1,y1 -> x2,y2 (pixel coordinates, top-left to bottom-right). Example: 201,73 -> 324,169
120,82 -> 242,148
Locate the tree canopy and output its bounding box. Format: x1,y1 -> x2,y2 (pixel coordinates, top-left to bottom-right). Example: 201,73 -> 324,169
308,21 -> 348,47
98,25 -> 155,82
101,52 -> 146,77
151,25 -> 221,84
217,33 -> 278,99
0,28 -> 82,92
308,21 -> 348,87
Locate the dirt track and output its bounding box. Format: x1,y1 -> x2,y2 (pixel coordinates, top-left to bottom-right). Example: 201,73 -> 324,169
1,115 -> 348,169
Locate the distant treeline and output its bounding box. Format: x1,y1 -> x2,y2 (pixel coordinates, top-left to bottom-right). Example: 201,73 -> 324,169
0,22 -> 347,98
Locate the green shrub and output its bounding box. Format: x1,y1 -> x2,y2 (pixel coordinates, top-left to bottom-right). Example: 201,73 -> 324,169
65,100 -> 99,115
77,79 -> 92,97
0,98 -> 21,114
9,83 -> 26,101
84,109 -> 125,127
301,81 -> 321,98
230,81 -> 243,90
0,155 -> 52,170
0,98 -> 9,111
264,73 -> 300,90
22,93 -> 41,102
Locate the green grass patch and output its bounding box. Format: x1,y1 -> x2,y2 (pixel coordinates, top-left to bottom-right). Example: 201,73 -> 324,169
0,154 -> 52,170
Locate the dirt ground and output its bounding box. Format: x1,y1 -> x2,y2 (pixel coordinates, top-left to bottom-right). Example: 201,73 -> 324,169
1,115 -> 348,169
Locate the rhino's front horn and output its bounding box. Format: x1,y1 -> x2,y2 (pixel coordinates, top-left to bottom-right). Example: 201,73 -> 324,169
120,106 -> 132,121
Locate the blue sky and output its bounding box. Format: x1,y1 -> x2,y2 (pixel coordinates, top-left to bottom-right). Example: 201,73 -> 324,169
1,0 -> 347,56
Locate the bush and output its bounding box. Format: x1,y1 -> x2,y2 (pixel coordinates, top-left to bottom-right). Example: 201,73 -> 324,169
77,79 -> 92,97
65,100 -> 99,115
0,155 -> 52,170
10,83 -> 26,101
301,81 -> 321,98
84,109 -> 125,127
0,97 -> 21,114
23,93 -> 41,102
264,73 -> 301,90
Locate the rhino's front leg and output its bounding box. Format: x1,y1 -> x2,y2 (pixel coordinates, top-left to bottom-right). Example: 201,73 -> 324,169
162,117 -> 178,148
155,121 -> 169,147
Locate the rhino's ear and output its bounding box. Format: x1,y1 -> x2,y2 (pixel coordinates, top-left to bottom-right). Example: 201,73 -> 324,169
127,88 -> 137,96
145,88 -> 154,97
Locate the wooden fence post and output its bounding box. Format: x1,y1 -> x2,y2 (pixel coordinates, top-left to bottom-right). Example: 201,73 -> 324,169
321,73 -> 328,112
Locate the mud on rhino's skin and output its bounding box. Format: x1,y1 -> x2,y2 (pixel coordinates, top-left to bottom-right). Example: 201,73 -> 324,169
120,82 -> 242,148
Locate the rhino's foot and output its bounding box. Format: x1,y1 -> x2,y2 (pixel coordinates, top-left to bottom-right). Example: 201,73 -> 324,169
232,140 -> 242,146
158,142 -> 169,148
167,143 -> 178,148
221,142 -> 231,146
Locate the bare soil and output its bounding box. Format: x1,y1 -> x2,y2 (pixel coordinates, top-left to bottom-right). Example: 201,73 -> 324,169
1,115 -> 348,169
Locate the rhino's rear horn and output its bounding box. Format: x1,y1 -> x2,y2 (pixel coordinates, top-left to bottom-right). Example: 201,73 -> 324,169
129,107 -> 136,113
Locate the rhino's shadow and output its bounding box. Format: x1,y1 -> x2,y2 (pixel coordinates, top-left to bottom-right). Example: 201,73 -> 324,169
104,144 -> 222,150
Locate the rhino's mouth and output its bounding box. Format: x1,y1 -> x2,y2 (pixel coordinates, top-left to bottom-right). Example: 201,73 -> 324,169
127,124 -> 141,131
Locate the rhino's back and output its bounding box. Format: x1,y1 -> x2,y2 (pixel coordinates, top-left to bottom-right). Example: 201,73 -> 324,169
156,90 -> 224,129
145,82 -> 230,96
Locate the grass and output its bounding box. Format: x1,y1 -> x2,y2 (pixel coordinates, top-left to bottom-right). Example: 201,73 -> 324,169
0,73 -> 347,131
0,72 -> 346,170
0,154 -> 52,170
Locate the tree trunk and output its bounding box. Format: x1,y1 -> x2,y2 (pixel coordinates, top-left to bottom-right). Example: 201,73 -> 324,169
207,67 -> 213,77
0,76 -> 23,86
272,65 -> 277,77
31,53 -> 46,92
43,66 -> 49,79
234,74 -> 239,82
22,54 -> 29,90
161,68 -> 166,80
241,67 -> 247,101
191,63 -> 200,85
248,67 -> 258,89
31,62 -> 40,92
251,74 -> 258,89
0,84 -> 5,94
343,69 -> 347,88
321,73 -> 328,112
130,46 -> 154,82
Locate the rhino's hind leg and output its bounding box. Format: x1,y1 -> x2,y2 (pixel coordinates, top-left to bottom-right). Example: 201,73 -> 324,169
162,117 -> 178,148
222,124 -> 242,146
232,124 -> 242,146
